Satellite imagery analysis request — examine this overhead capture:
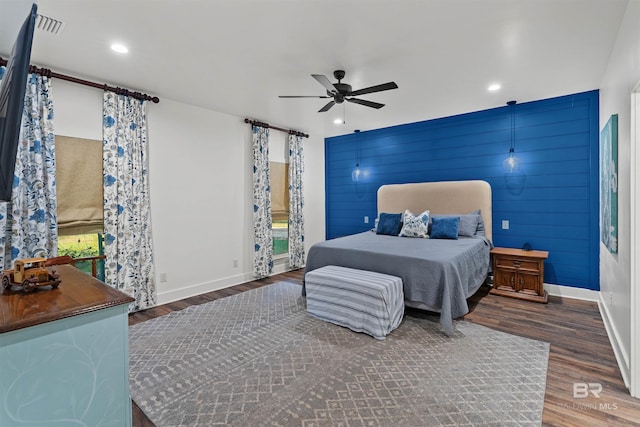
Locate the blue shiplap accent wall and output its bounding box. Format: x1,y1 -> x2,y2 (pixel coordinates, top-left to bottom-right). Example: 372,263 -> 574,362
324,90 -> 599,290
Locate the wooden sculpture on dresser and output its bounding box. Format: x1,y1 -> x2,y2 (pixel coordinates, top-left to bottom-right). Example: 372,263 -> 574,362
1,258 -> 61,293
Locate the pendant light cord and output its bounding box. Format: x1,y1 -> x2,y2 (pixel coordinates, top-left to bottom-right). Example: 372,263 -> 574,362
508,100 -> 517,151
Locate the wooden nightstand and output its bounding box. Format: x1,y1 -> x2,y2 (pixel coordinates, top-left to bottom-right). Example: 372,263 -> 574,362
490,247 -> 549,303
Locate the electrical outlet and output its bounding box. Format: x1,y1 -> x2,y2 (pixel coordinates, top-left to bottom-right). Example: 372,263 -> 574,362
502,220 -> 509,230
609,291 -> 613,306
233,259 -> 239,268
364,216 -> 369,224
160,272 -> 167,282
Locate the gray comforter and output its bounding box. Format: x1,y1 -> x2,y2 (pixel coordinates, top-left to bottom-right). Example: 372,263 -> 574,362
304,231 -> 491,334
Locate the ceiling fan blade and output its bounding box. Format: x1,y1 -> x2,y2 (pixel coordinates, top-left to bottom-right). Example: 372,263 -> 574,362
279,95 -> 331,98
318,100 -> 336,112
349,82 -> 398,97
347,98 -> 385,109
312,74 -> 338,93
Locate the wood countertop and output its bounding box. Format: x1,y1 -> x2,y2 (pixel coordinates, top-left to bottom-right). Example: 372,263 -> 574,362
490,247 -> 549,259
0,264 -> 134,334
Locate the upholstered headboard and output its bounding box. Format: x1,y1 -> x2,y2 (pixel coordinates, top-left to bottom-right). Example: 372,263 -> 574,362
377,180 -> 492,241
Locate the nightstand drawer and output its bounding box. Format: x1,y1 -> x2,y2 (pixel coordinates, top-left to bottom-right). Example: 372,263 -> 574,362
495,256 -> 539,271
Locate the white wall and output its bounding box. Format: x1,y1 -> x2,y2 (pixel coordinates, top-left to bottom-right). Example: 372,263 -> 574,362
598,0 -> 640,390
53,79 -> 326,305
269,132 -> 288,163
54,80 -> 103,138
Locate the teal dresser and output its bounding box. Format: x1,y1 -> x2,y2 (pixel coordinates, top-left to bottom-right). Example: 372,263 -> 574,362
0,265 -> 134,426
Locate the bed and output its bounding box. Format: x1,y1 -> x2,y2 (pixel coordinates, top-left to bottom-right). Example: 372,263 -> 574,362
304,180 -> 493,334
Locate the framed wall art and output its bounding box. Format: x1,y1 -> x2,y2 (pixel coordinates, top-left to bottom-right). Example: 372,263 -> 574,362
600,114 -> 618,254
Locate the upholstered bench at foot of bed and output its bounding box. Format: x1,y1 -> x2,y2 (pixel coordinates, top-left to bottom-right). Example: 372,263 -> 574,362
304,265 -> 404,340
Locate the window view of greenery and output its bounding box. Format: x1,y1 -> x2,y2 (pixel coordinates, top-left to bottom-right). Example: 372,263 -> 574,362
58,233 -> 105,281
272,218 -> 289,256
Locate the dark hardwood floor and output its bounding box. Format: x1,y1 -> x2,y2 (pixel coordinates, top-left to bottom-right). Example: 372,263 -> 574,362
129,269 -> 640,427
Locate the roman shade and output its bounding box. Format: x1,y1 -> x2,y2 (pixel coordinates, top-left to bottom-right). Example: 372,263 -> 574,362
270,161 -> 289,221
55,135 -> 104,236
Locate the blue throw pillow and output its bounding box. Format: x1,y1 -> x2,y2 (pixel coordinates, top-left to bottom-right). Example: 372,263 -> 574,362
376,213 -> 403,236
431,216 -> 459,239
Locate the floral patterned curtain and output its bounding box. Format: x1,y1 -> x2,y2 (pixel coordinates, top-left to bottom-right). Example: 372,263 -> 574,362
0,67 -> 58,269
103,92 -> 156,311
252,125 -> 273,277
288,133 -> 305,268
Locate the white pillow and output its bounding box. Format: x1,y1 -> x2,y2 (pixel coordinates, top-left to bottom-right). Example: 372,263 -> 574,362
399,209 -> 430,238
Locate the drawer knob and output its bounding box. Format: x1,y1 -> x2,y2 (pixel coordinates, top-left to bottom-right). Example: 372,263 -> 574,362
513,261 -> 521,267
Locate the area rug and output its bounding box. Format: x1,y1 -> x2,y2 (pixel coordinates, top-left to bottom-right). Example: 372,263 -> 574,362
129,281 -> 549,426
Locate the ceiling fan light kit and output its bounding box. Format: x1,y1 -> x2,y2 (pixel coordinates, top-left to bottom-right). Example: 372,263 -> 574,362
279,70 -> 398,113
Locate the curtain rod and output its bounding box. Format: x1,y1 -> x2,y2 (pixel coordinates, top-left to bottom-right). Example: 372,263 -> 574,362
244,118 -> 309,138
0,57 -> 160,103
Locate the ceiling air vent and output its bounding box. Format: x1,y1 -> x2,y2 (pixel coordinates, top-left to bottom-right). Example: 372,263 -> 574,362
35,14 -> 66,35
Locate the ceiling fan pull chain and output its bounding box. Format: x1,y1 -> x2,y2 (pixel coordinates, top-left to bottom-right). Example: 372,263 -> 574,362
343,102 -> 346,125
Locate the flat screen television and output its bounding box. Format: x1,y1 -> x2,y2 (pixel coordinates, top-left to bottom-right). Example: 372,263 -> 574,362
0,3 -> 37,202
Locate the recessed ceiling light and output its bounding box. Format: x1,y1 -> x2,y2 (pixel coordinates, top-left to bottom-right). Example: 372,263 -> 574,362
111,43 -> 129,54
488,83 -> 501,92
333,118 -> 343,124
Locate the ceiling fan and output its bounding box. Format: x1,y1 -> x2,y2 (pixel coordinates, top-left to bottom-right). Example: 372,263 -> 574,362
279,70 -> 398,112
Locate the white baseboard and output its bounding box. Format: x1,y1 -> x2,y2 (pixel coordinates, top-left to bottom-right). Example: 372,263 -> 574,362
157,259 -> 292,306
598,293 -> 631,389
544,283 -> 600,301
157,272 -> 255,305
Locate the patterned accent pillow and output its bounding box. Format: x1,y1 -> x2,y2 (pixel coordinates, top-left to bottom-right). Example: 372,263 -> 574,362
399,209 -> 430,238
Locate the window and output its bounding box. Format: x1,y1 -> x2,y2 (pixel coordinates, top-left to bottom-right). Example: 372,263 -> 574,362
58,233 -> 105,281
268,133 -> 290,256
270,161 -> 289,256
55,135 -> 105,279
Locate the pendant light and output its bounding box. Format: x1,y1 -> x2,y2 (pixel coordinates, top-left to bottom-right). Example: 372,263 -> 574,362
351,163 -> 361,181
503,100 -> 520,173
352,130 -> 361,182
